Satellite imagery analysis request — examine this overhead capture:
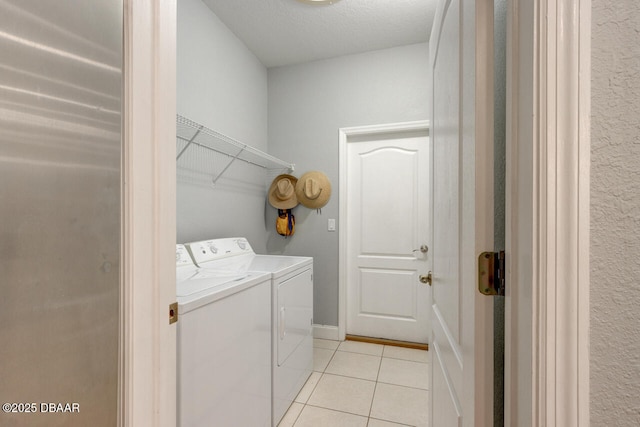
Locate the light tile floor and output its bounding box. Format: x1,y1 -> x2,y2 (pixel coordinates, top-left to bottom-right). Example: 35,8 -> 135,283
278,339 -> 430,427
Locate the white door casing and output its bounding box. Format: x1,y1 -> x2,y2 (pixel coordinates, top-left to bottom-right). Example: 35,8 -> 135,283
122,1 -> 177,426
504,0 -> 591,425
346,130 -> 429,343
338,122 -> 430,343
429,0 -> 494,425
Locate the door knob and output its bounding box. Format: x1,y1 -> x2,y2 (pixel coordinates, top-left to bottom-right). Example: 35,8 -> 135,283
413,245 -> 429,254
419,271 -> 432,285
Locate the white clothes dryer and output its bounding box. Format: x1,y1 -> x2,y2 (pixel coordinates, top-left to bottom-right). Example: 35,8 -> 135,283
186,238 -> 313,426
175,244 -> 272,427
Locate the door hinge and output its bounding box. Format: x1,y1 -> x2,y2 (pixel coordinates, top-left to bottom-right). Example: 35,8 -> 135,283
478,251 -> 505,296
169,302 -> 178,324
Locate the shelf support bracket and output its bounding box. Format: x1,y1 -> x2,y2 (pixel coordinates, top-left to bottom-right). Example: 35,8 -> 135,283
212,146 -> 246,185
176,126 -> 203,160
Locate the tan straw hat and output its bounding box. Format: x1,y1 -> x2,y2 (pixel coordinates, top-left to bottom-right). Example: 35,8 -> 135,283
268,174 -> 299,209
295,171 -> 331,209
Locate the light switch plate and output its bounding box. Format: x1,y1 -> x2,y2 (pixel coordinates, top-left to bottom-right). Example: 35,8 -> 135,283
328,218 -> 336,231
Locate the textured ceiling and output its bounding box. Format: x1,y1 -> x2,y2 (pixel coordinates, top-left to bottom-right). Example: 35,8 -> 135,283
201,0 -> 438,68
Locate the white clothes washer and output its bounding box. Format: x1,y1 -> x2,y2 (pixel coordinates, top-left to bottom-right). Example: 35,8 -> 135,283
186,238 -> 313,426
176,244 -> 272,427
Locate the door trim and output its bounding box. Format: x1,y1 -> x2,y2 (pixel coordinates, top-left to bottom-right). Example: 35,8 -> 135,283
338,121 -> 429,341
533,0 -> 591,423
505,0 -> 590,424
122,1 -> 177,426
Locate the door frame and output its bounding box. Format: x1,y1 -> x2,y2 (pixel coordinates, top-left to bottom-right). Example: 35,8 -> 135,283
118,0 -> 591,423
122,1 -> 177,426
505,0 -> 590,425
337,121 -> 430,342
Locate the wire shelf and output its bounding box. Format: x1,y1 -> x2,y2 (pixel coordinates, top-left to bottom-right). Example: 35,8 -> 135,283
176,115 -> 294,184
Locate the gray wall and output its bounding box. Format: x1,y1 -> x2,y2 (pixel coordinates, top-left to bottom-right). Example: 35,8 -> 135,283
591,1 -> 640,425
267,43 -> 430,326
177,0 -> 270,251
176,0 -> 430,326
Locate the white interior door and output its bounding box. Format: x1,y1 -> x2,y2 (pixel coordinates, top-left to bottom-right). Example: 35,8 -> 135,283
430,0 -> 494,425
343,123 -> 430,344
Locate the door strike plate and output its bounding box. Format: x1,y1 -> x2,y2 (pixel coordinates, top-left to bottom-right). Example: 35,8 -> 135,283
169,302 -> 178,324
478,251 -> 505,296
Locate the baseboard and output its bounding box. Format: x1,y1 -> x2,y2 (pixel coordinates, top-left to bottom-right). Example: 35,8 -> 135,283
312,324 -> 340,341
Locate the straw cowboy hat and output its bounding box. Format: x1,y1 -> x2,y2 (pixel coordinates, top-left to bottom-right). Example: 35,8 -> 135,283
295,171 -> 331,209
268,174 -> 299,209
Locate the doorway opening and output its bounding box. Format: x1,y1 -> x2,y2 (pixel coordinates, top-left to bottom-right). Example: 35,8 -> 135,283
338,121 -> 431,346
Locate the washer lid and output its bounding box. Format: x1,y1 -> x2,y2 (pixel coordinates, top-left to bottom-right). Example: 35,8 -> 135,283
177,271 -> 270,313
177,275 -> 242,297
248,255 -> 313,278
193,253 -> 313,278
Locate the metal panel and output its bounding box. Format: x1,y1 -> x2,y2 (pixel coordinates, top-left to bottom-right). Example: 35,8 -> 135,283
0,1 -> 122,426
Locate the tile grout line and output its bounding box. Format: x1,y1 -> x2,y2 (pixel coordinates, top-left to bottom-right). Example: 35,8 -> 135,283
292,345 -> 336,426
306,341 -> 429,426
292,371 -> 323,427
324,347 -> 338,368
310,361 -> 428,389
315,361 -> 428,390
366,349 -> 384,423
375,380 -> 429,392
289,403 -> 303,427
314,371 -> 378,384
302,403 -> 371,422
294,346 -> 339,425
335,348 -> 428,364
